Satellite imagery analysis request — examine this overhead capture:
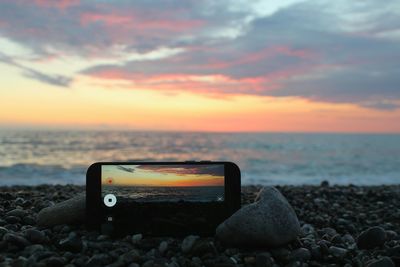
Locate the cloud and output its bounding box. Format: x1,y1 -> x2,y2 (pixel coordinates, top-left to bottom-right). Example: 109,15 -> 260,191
137,165 -> 224,177
0,0 -> 400,109
0,52 -> 72,87
117,165 -> 135,173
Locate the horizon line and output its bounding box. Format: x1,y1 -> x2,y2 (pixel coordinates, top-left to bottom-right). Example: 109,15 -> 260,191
1,124 -> 400,135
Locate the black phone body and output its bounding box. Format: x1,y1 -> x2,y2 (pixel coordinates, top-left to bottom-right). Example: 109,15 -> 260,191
86,161 -> 241,236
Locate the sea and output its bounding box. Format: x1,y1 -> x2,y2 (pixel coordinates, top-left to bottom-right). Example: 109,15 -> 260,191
0,130 -> 399,186
103,185 -> 225,202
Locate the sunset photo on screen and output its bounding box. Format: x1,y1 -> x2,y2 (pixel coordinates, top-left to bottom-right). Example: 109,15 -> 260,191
101,165 -> 224,202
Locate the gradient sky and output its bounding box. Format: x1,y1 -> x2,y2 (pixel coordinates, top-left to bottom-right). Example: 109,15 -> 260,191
102,165 -> 224,187
1,0 -> 400,132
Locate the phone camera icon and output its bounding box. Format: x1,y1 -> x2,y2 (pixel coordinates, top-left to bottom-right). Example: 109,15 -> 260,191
104,194 -> 117,207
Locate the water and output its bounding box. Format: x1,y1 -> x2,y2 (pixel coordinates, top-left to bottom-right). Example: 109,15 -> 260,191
0,130 -> 399,186
103,186 -> 225,202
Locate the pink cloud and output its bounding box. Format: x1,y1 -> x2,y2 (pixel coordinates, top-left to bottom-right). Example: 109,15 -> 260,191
207,46 -> 316,69
80,12 -> 133,26
80,11 -> 204,32
34,0 -> 79,9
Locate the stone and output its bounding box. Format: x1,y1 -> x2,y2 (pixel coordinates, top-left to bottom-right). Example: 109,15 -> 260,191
288,248 -> 311,262
6,209 -> 29,218
120,249 -> 141,263
86,254 -> 112,267
181,235 -> 199,253
216,186 -> 300,247
329,246 -> 348,259
24,229 -> 46,244
255,252 -> 274,267
158,241 -> 168,254
191,240 -> 217,256
366,257 -> 395,267
357,226 -> 387,249
5,216 -> 21,224
0,226 -> 9,238
131,234 -> 143,244
301,224 -> 315,236
43,256 -> 66,267
58,232 -> 82,252
37,194 -> 85,227
321,180 -> 330,187
3,233 -> 30,248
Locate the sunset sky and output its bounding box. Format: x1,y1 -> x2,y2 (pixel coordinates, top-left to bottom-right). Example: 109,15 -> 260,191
102,165 -> 224,187
1,0 -> 400,132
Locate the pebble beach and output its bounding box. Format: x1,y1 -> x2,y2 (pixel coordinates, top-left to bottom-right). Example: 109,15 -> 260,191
1,184 -> 400,267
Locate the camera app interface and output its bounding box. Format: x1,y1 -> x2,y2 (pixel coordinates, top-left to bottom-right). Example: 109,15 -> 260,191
101,164 -> 224,207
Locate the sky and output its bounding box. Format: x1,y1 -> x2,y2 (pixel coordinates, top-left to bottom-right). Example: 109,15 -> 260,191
102,165 -> 224,187
1,0 -> 400,132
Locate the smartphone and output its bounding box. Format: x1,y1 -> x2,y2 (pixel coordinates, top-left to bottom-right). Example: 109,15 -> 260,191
86,161 -> 241,236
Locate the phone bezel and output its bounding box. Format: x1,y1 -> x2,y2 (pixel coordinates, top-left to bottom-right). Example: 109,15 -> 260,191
86,161 -> 241,231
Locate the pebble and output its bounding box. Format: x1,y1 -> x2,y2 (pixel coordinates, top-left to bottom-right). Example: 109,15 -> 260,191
191,240 -> 217,256
24,229 -> 46,244
5,216 -> 21,224
6,209 -> 29,218
329,246 -> 348,259
357,226 -> 387,249
320,180 -> 330,187
3,233 -> 30,248
181,235 -> 199,253
58,232 -> 82,252
86,254 -> 112,267
288,248 -> 311,262
1,184 -> 400,267
159,241 -> 168,254
255,252 -> 274,267
131,233 -> 143,244
43,256 -> 66,267
120,249 -> 141,263
0,226 -> 9,238
366,256 -> 395,267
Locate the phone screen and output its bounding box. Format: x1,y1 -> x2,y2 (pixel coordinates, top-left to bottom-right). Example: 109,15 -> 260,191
101,164 -> 224,207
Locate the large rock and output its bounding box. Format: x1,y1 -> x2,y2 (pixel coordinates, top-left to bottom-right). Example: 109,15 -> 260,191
216,186 -> 300,247
37,195 -> 85,227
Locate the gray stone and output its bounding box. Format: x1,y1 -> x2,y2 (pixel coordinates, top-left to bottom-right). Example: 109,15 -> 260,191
181,235 -> 199,253
301,224 -> 315,236
43,256 -> 66,267
159,241 -> 168,254
3,233 -> 30,248
0,226 -> 9,238
357,226 -> 387,249
37,194 -> 85,227
329,246 -> 348,259
58,232 -> 82,253
6,209 -> 29,218
288,248 -> 311,262
86,254 -> 112,267
131,233 -> 143,244
366,257 -> 395,267
216,186 -> 300,247
24,229 -> 46,244
256,252 -> 274,267
120,249 -> 141,263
